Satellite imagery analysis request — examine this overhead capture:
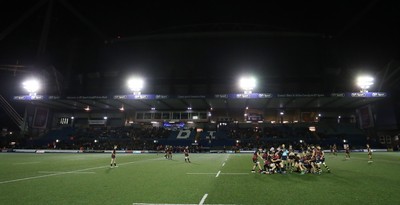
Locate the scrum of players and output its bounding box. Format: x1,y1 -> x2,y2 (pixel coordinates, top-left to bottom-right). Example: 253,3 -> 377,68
252,144 -> 331,175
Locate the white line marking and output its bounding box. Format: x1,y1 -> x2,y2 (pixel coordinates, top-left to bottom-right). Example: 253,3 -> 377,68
222,162 -> 225,167
199,194 -> 208,205
38,171 -> 95,174
13,162 -> 40,165
0,157 -> 160,185
187,173 -> 216,175
132,203 -> 233,205
215,171 -> 221,178
187,172 -> 249,175
132,203 -> 197,205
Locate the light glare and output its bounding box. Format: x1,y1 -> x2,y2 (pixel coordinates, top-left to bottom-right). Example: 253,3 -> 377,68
22,79 -> 40,94
127,77 -> 144,92
356,76 -> 374,90
239,77 -> 256,92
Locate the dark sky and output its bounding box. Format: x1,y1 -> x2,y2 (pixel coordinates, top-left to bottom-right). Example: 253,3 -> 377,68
1,0 -> 400,130
0,0 -> 400,94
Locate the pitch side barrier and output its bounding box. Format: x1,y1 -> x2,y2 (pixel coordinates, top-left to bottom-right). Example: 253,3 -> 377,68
237,149 -> 388,153
7,149 -> 153,154
5,148 -> 388,154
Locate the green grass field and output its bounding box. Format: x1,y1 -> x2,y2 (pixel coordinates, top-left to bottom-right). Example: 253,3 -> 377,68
0,152 -> 399,205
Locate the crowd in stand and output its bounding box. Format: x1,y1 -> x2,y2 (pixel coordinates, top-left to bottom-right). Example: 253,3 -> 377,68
2,122 -> 383,150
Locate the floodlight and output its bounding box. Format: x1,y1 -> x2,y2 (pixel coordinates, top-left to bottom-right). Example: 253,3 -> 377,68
239,76 -> 256,93
356,76 -> 374,92
22,79 -> 40,95
127,77 -> 144,94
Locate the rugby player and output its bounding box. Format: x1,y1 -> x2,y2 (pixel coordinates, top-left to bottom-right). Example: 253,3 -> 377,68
293,153 -> 306,175
316,145 -> 330,173
287,145 -> 296,172
280,144 -> 289,172
110,145 -> 118,168
262,151 -> 276,174
271,150 -> 285,174
251,147 -> 263,173
367,144 -> 373,163
332,144 -> 337,156
184,146 -> 191,163
345,144 -> 350,159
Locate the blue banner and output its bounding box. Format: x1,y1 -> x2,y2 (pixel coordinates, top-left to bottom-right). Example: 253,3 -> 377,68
215,93 -> 273,99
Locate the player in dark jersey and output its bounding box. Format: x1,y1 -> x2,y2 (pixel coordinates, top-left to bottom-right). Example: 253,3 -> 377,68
262,151 -> 276,174
251,148 -> 263,173
110,145 -> 117,168
310,145 -> 318,174
332,144 -> 337,156
316,146 -> 330,173
367,144 -> 373,163
293,153 -> 306,175
302,151 -> 312,173
345,144 -> 350,159
167,146 -> 173,160
165,145 -> 173,160
184,146 -> 191,163
271,151 -> 285,174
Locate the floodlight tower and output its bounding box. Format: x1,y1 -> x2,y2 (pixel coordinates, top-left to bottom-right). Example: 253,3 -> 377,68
239,76 -> 256,94
127,77 -> 144,96
22,78 -> 41,96
356,76 -> 374,93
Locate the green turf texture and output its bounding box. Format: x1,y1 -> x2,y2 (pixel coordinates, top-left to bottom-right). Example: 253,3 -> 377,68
0,152 -> 399,205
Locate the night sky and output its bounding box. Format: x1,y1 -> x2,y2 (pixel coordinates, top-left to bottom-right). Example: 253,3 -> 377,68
1,0 -> 400,127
